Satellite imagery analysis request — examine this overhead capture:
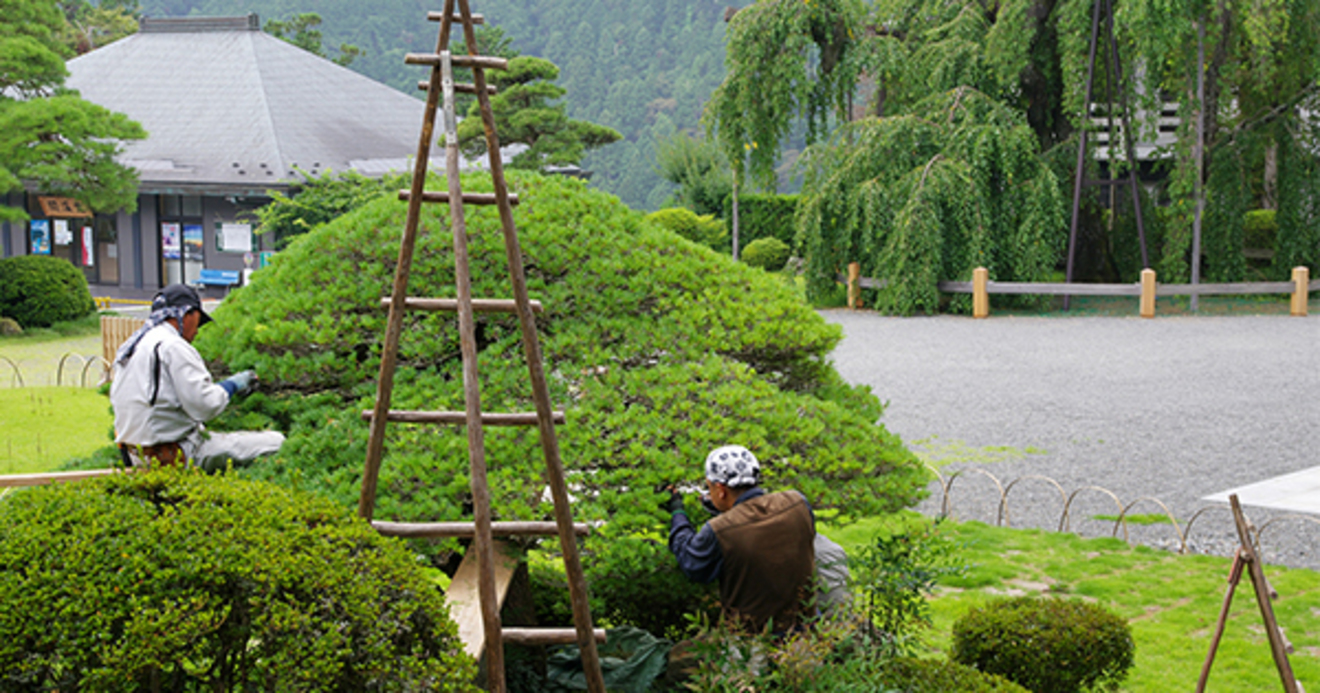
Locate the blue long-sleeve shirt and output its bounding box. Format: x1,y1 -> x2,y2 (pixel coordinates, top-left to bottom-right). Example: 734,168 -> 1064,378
668,487 -> 814,583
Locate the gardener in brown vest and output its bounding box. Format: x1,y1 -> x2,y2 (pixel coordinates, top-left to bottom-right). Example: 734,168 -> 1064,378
664,445 -> 817,634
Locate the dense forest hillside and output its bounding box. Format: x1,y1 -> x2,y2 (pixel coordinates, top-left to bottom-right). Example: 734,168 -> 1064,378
139,0 -> 746,210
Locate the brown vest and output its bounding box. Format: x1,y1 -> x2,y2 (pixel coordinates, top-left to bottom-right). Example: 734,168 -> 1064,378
708,490 -> 816,633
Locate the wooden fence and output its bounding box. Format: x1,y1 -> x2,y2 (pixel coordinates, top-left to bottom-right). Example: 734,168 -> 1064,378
844,264 -> 1316,318
100,315 -> 143,367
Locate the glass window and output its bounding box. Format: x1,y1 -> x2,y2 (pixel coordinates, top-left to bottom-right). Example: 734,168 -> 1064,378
181,196 -> 202,217
160,195 -> 181,217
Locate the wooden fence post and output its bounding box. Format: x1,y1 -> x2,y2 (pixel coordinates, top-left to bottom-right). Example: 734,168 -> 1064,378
973,267 -> 989,318
847,262 -> 861,309
1140,269 -> 1157,318
1291,266 -> 1309,317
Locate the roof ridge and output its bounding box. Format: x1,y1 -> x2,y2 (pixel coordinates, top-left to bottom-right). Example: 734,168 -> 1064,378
139,15 -> 260,33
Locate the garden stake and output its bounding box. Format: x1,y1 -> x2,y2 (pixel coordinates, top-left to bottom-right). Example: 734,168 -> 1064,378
1195,494 -> 1299,693
354,4 -> 606,692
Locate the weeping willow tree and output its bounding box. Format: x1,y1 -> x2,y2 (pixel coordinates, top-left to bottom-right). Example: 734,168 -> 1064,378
1105,0 -> 1320,281
799,88 -> 1065,314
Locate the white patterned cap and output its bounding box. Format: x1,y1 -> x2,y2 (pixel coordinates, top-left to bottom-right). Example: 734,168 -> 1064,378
704,445 -> 760,488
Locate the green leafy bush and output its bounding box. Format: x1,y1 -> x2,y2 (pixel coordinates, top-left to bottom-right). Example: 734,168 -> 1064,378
645,207 -> 727,251
0,317 -> 20,335
875,657 -> 1030,693
196,171 -> 925,636
730,193 -> 800,251
741,237 -> 791,272
1243,209 -> 1277,250
951,596 -> 1134,693
254,168 -> 405,249
0,254 -> 96,328
0,468 -> 476,691
852,517 -> 964,657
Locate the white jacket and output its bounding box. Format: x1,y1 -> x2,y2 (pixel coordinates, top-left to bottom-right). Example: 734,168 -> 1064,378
111,322 -> 230,446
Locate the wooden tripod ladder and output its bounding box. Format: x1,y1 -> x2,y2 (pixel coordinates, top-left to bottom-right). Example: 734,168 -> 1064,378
356,3 -> 607,691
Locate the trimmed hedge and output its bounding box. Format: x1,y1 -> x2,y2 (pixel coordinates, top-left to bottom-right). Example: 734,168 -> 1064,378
877,657 -> 1030,693
0,468 -> 476,692
645,207 -> 727,251
198,171 -> 925,636
0,254 -> 96,328
951,596 -> 1134,693
726,193 -> 800,251
742,237 -> 791,272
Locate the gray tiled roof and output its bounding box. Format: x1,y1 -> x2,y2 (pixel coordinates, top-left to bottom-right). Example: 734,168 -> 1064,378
65,16 -> 436,192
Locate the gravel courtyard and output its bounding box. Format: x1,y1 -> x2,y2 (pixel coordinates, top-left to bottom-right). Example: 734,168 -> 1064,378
823,309 -> 1320,568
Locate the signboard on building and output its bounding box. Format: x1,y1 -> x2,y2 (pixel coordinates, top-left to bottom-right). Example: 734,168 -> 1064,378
30,220 -> 50,255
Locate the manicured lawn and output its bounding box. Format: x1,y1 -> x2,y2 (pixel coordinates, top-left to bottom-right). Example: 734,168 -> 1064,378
0,387 -> 114,475
824,515 -> 1320,692
0,314 -> 105,388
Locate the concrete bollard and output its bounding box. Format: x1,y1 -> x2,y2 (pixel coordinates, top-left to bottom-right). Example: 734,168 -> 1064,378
1140,268 -> 1156,318
973,267 -> 989,318
1291,266 -> 1309,317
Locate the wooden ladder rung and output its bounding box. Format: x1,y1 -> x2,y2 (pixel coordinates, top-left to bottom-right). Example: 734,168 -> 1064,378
502,628 -> 607,646
381,297 -> 543,313
427,11 -> 485,24
361,410 -> 565,426
372,520 -> 590,538
405,53 -> 508,70
418,81 -> 498,95
398,190 -> 519,206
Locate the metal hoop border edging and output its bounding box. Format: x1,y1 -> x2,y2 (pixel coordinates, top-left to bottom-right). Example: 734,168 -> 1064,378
941,467 -> 1005,524
81,356 -> 110,388
1059,485 -> 1127,541
1000,475 -> 1068,528
0,356 -> 23,388
1112,495 -> 1187,554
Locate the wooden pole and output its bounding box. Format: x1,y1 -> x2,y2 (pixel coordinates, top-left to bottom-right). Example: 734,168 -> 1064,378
847,262 -> 861,309
1291,266 -> 1309,316
1190,20 -> 1206,311
1231,495 -> 1300,693
1140,268 -> 1156,318
1195,549 -> 1245,693
973,267 -> 989,318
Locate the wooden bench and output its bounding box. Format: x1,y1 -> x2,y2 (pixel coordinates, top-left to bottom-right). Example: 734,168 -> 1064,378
194,268 -> 240,295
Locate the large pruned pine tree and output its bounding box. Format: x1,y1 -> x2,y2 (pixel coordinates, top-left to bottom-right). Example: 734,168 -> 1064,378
0,0 -> 144,222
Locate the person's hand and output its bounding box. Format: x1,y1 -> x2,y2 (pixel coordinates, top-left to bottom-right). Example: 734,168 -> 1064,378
658,485 -> 684,514
225,370 -> 257,396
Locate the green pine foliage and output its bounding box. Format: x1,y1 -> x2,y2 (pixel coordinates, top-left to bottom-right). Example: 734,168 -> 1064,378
196,171 -> 926,632
254,168 -> 405,249
0,468 -> 476,691
0,0 -> 145,221
0,254 -> 97,328
799,88 -> 1065,315
951,597 -> 1135,693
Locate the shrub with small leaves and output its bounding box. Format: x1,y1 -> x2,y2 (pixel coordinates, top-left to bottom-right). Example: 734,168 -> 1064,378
0,468 -> 476,692
876,657 -> 1029,693
951,596 -> 1134,693
0,254 -> 96,328
741,237 -> 791,271
645,206 -> 728,251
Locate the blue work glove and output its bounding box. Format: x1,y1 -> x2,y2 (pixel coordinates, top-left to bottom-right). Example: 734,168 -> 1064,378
220,370 -> 257,397
658,485 -> 685,515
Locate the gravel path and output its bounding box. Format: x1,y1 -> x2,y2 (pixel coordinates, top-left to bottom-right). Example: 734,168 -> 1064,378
823,309 -> 1320,568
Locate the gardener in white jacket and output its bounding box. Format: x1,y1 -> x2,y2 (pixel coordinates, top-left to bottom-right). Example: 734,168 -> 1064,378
110,284 -> 283,470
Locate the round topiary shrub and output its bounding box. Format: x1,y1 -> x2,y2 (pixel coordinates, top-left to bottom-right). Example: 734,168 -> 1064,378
0,468 -> 477,692
950,596 -> 1134,693
644,207 -> 727,250
0,255 -> 96,328
0,317 -> 21,336
877,656 -> 1030,692
741,237 -> 791,272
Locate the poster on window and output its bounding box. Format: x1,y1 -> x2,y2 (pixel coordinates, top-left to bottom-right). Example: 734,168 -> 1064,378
221,222 -> 252,252
54,219 -> 72,245
81,225 -> 94,266
30,220 -> 51,255
161,222 -> 181,259
183,224 -> 204,261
